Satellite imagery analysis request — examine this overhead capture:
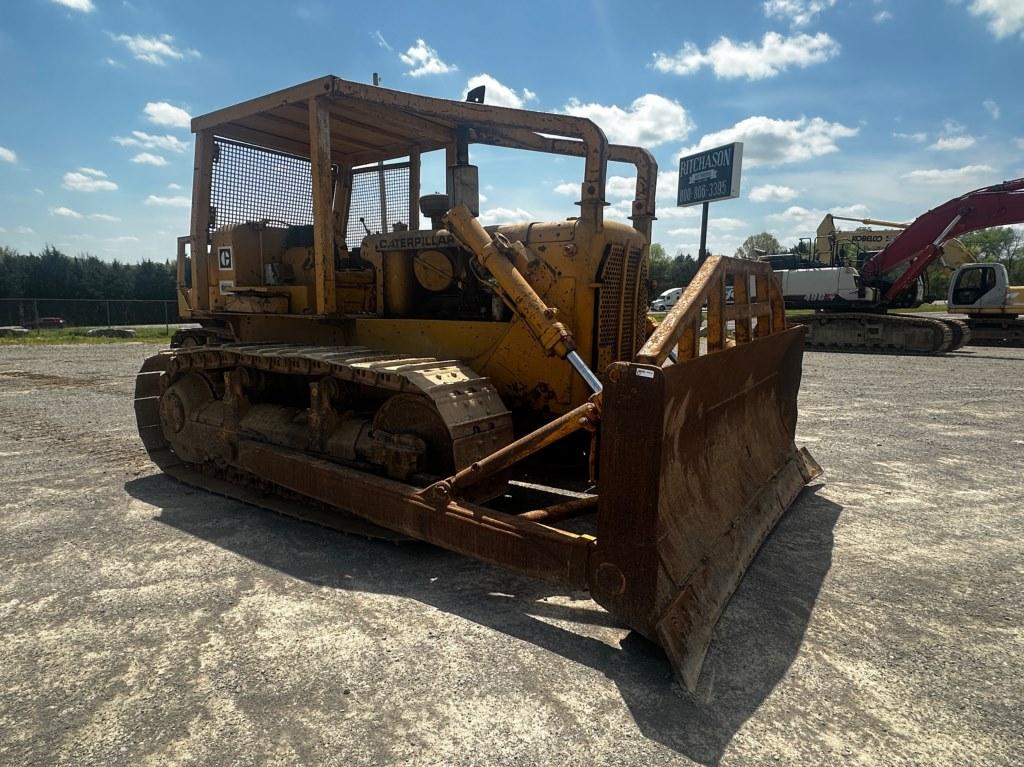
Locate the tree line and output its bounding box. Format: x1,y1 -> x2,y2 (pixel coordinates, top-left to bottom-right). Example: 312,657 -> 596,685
0,246 -> 176,301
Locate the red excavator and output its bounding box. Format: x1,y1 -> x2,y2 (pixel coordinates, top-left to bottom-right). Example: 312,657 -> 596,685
770,178 -> 1024,354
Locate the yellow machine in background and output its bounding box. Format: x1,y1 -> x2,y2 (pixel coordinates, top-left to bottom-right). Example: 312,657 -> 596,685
138,75 -> 820,689
814,214 -> 974,272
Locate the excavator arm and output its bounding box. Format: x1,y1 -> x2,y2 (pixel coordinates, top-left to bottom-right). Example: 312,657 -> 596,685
866,178 -> 1024,302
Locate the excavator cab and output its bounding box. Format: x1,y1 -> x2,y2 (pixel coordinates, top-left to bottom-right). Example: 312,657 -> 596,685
136,75 -> 820,690
948,263 -> 1013,315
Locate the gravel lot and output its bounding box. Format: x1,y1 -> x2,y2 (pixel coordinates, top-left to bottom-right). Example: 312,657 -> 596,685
1,342 -> 1021,766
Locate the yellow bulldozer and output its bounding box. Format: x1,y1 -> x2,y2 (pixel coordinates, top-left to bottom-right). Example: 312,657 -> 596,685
134,76 -> 820,689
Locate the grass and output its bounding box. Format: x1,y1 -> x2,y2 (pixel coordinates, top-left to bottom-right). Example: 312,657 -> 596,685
0,326 -> 174,345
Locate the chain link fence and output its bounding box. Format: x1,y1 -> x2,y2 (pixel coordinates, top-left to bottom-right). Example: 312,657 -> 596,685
0,299 -> 182,329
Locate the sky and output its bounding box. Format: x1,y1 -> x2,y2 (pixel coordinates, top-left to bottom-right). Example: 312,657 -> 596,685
1,0 -> 1023,262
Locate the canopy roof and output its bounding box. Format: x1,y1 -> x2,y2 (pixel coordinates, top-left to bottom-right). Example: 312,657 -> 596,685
192,75 -> 610,168
192,76 -> 658,229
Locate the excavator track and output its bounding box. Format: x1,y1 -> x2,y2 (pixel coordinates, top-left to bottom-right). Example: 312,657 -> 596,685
965,318 -> 1024,346
134,344 -> 515,538
942,318 -> 972,351
793,312 -> 956,355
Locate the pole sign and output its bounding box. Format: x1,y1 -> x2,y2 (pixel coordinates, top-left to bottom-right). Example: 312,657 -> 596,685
677,142 -> 743,207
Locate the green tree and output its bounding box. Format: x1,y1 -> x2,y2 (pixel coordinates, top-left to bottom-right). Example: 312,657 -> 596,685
960,227 -> 1024,283
925,263 -> 951,302
735,232 -> 781,259
646,244 -> 700,300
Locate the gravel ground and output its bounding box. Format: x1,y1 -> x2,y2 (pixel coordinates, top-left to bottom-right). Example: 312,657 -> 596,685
0,342 -> 1021,766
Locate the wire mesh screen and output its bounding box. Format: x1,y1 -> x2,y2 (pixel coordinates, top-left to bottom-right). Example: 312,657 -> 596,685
346,163 -> 411,248
210,138 -> 328,230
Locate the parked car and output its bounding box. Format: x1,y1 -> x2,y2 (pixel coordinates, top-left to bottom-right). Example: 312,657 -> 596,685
22,317 -> 66,329
650,287 -> 683,312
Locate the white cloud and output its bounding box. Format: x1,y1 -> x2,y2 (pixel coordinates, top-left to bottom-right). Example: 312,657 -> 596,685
653,32 -> 838,80
607,175 -> 640,198
52,0 -> 94,11
604,199 -> 635,221
131,152 -> 169,166
144,102 -> 192,129
901,165 -> 997,184
168,182 -> 183,190
750,184 -> 799,202
874,10 -> 893,23
767,204 -> 871,238
0,145 -> 16,163
563,94 -> 694,147
557,176 -> 636,199
16,227 -> 34,235
114,131 -> 190,153
667,217 -> 747,237
63,168 -> 118,192
894,131 -> 928,143
400,39 -> 456,77
679,115 -> 858,167
373,30 -> 393,51
1015,138 -> 1024,150
477,207 -> 533,225
90,213 -> 121,222
462,74 -> 537,109
763,0 -> 836,26
929,135 -> 977,151
113,33 -> 200,66
51,206 -> 83,219
144,194 -> 191,207
968,0 -> 1024,39
983,99 -> 1000,120
658,206 -> 703,219
942,118 -> 966,135
558,169 -> 701,210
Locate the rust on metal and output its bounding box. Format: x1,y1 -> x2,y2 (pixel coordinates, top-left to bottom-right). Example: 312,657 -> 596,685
640,255 -> 786,366
448,400 -> 598,493
139,75 -> 822,693
518,495 -> 598,523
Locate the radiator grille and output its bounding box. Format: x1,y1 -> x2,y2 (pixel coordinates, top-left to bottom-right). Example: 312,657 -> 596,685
346,163 -> 411,248
596,243 -> 647,370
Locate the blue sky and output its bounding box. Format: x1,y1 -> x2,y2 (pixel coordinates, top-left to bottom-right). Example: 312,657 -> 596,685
1,0 -> 1022,262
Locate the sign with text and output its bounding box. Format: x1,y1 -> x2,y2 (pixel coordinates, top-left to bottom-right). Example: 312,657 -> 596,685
677,142 -> 743,207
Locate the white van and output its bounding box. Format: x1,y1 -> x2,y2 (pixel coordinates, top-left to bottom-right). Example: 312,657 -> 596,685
650,287 -> 683,312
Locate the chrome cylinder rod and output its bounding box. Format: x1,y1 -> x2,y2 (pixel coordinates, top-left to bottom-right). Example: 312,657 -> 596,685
567,350 -> 603,394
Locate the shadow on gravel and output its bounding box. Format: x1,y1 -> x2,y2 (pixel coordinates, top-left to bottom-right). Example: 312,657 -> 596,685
950,350 -> 1024,361
126,476 -> 839,766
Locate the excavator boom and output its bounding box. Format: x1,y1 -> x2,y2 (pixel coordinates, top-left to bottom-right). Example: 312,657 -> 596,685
870,178 -> 1024,301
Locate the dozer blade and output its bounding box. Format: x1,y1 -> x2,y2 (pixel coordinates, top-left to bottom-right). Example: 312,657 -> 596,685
591,326 -> 820,690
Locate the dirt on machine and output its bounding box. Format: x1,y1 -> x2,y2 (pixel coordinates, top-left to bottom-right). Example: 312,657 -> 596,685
765,180 -> 1024,354
133,75 -> 820,690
